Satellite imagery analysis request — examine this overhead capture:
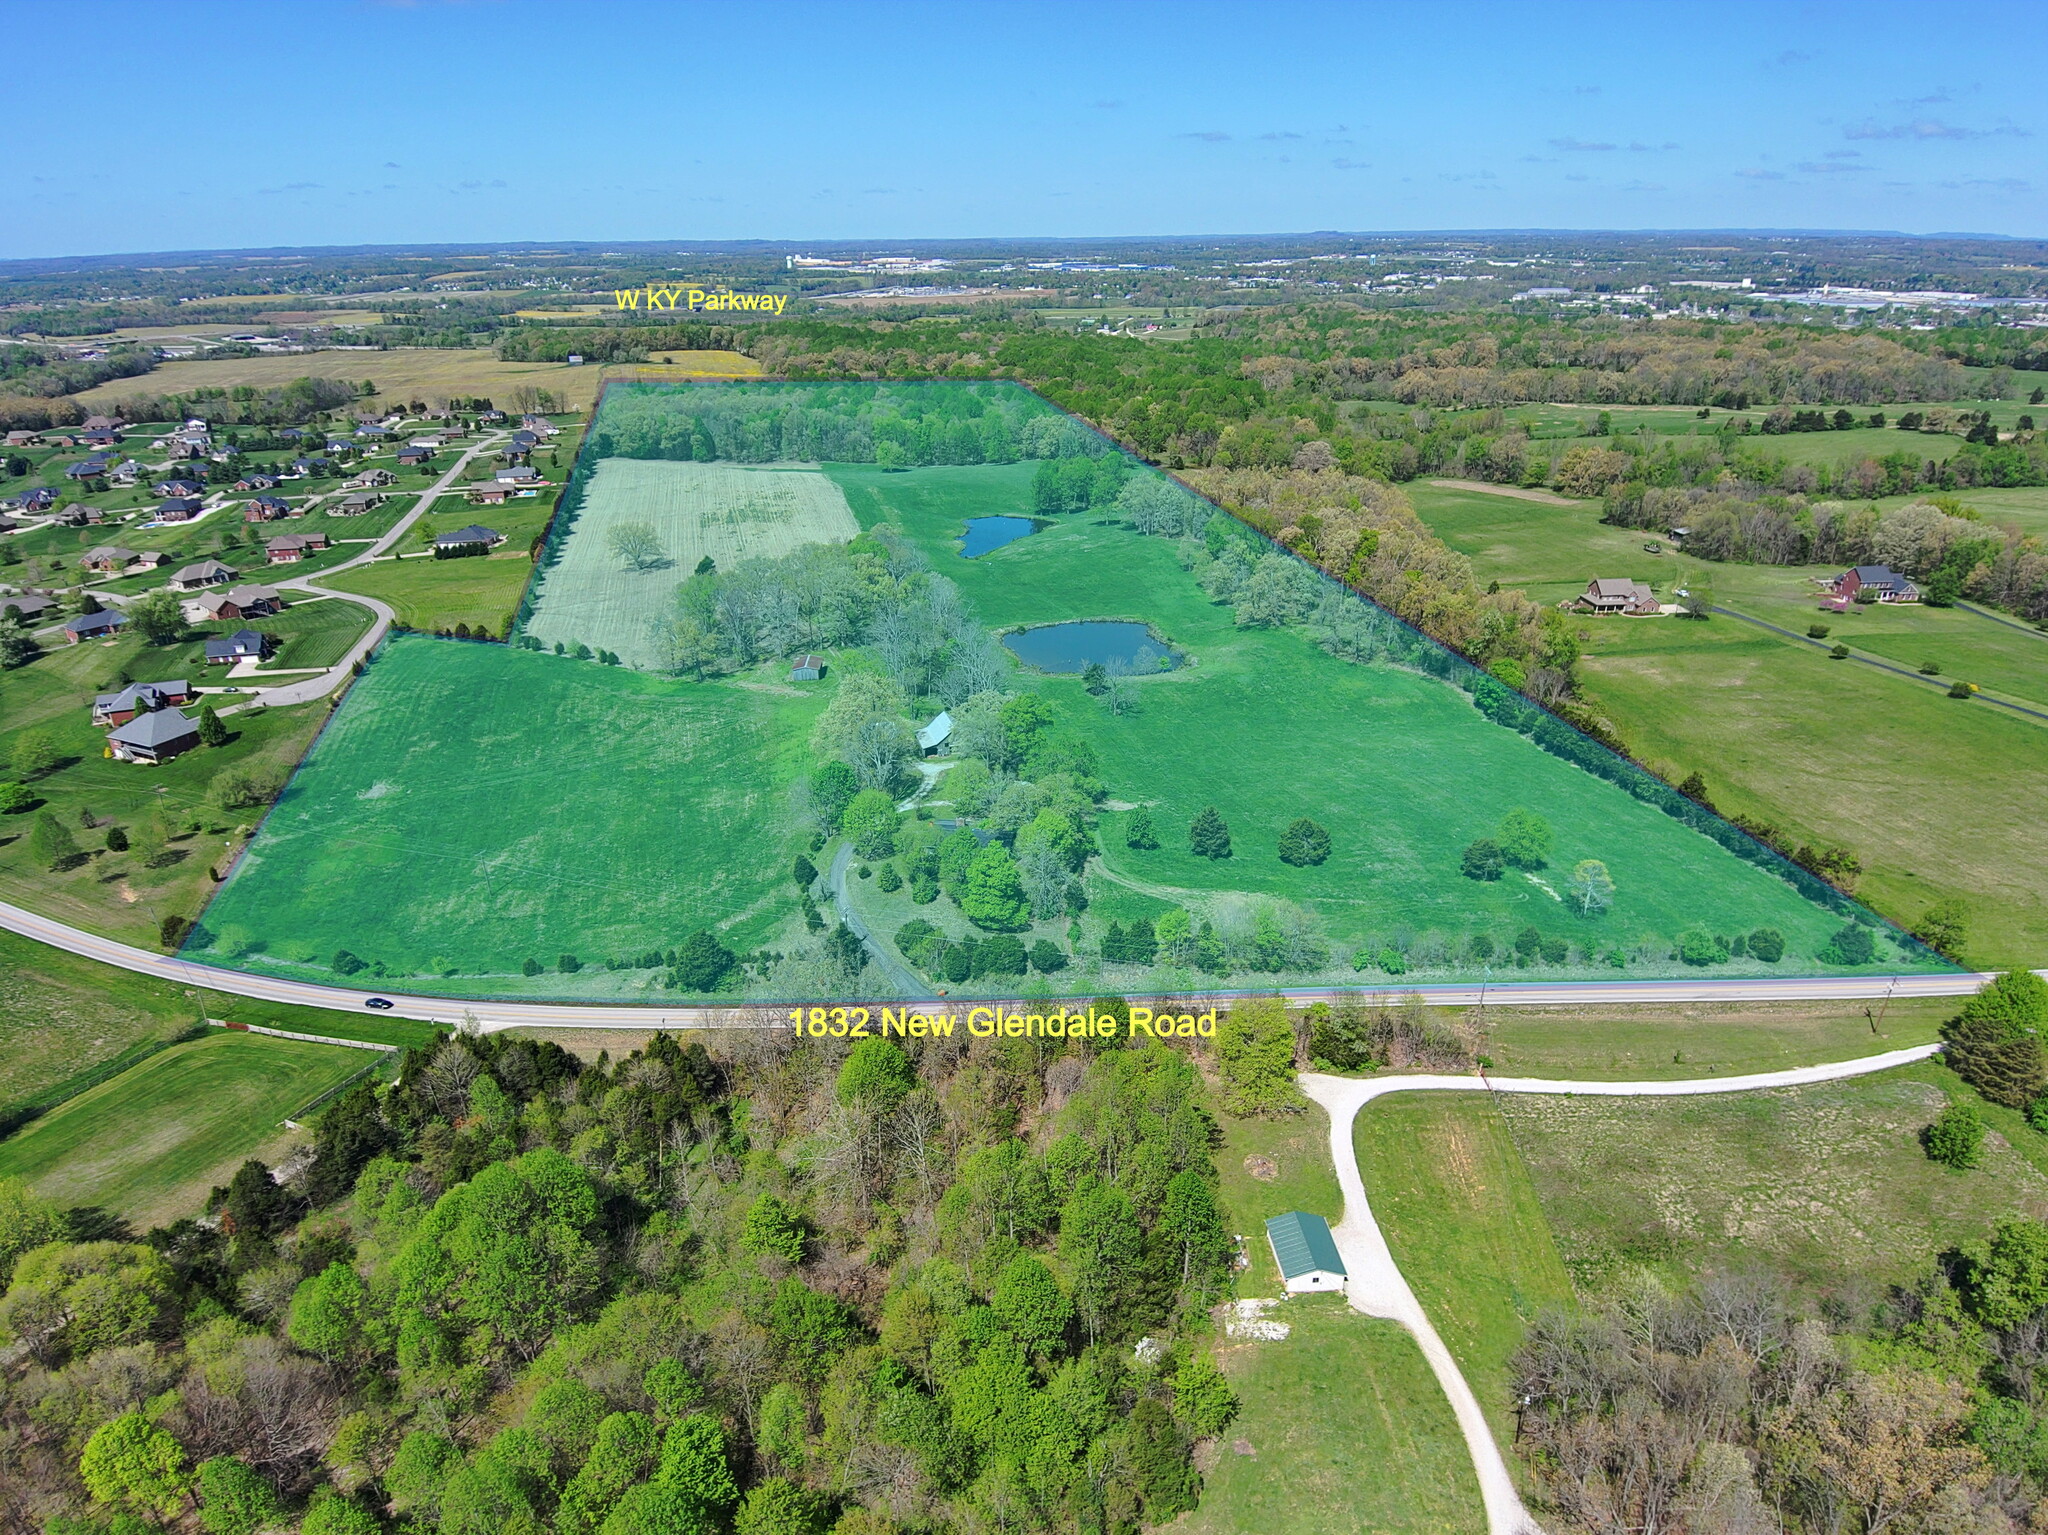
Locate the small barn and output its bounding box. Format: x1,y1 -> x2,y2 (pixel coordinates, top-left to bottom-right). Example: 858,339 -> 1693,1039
1265,1211 -> 1347,1295
790,655 -> 826,682
917,710 -> 954,757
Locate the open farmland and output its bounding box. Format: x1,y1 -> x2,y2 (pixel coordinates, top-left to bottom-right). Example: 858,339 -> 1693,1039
0,1030 -> 371,1229
184,633 -> 822,996
70,348 -> 611,411
521,459 -> 858,667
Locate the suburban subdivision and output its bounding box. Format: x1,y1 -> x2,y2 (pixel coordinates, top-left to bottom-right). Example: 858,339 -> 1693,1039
4,10 -> 2048,1532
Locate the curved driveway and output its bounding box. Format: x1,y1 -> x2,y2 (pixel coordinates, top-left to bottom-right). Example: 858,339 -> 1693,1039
1299,1041 -> 1945,1535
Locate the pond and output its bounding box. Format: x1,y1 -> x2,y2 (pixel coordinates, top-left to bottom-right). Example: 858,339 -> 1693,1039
1001,620 -> 1180,674
958,516 -> 1041,557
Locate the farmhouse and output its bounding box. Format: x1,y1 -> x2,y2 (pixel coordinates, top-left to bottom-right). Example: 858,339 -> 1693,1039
81,546 -> 142,575
1574,577 -> 1660,616
106,707 -> 200,765
169,559 -> 238,591
917,711 -> 954,756
434,524 -> 504,553
790,655 -> 827,681
1832,564 -> 1919,604
1264,1210 -> 1348,1294
93,679 -> 193,726
205,628 -> 269,665
334,493 -> 382,516
265,532 -> 329,563
62,609 -> 127,643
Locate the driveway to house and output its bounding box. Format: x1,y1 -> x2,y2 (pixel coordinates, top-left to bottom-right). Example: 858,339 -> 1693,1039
826,842 -> 924,997
1298,1040 -> 1945,1535
212,431 -> 508,715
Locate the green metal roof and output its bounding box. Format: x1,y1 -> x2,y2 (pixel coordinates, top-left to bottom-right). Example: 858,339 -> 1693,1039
1265,1210 -> 1345,1279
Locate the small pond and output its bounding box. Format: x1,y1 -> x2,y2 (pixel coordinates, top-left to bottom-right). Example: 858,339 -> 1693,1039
1001,620 -> 1180,674
959,516 -> 1042,557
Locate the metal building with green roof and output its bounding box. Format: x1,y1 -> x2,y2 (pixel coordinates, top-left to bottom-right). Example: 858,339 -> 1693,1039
1265,1210 -> 1347,1294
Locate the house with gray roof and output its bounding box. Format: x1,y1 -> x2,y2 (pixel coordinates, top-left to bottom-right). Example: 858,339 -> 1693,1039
107,706 -> 200,764
62,609 -> 127,643
93,679 -> 193,725
205,628 -> 268,666
434,524 -> 503,552
916,710 -> 954,756
170,559 -> 237,590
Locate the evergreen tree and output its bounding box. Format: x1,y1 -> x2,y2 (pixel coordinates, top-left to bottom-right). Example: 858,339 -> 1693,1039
1188,805 -> 1231,859
1461,838 -> 1505,881
1125,806 -> 1159,849
1277,817 -> 1331,866
1944,971 -> 2048,1108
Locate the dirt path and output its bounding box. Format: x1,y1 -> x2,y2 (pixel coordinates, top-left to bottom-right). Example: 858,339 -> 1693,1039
1426,479 -> 1583,506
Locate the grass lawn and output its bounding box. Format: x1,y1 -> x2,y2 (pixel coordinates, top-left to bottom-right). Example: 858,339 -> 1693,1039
238,596 -> 376,671
0,639 -> 327,946
1499,1061 -> 2048,1299
323,496 -> 555,635
1404,483 -> 2048,968
1216,1104 -> 1344,1293
1353,1094 -> 1574,1463
0,1031 -> 370,1228
185,632 -> 824,997
843,462 -> 1906,978
1478,995 -> 1950,1081
1176,1297 -> 1484,1535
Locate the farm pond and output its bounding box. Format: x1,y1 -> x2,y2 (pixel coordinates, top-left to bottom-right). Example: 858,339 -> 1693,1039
958,516 -> 1041,557
1001,620 -> 1181,674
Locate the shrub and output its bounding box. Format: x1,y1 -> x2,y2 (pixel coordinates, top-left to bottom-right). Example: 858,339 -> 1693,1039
1125,807 -> 1159,850
672,930 -> 737,991
1829,643 -> 1850,659
331,950 -> 365,976
876,862 -> 902,892
1949,680 -> 1973,698
1677,930 -> 1729,966
1377,947 -> 1406,974
558,953 -> 582,973
522,957 -> 542,976
1460,838 -> 1505,881
1747,927 -> 1784,963
104,824 -> 128,851
1029,939 -> 1067,972
1817,923 -> 1876,966
1919,660 -> 1942,675
1924,1102 -> 1985,1170
1807,623 -> 1830,639
0,780 -> 33,814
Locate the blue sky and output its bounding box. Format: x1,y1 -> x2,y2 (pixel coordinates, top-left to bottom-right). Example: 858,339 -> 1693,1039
6,0 -> 2043,258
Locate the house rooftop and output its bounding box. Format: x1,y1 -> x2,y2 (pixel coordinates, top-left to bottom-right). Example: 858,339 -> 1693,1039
107,707 -> 196,748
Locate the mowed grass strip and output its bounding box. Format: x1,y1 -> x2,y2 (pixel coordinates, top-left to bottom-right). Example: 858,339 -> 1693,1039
837,463 -> 1884,970
0,1031 -> 369,1228
322,496 -> 555,636
523,460 -> 858,669
1179,1297 -> 1485,1535
1353,1093 -> 1574,1466
1498,1062 -> 2048,1298
186,633 -> 820,995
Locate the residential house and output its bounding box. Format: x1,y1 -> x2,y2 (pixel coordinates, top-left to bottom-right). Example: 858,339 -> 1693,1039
204,628 -> 268,665
789,655 -> 826,682
916,711 -> 954,756
355,425 -> 388,440
197,584 -> 284,622
9,487 -> 57,513
169,559 -> 238,591
343,468 -> 395,490
478,408 -> 506,423
245,495 -> 292,521
155,478 -> 205,498
80,545 -> 142,574
64,459 -> 107,481
495,464 -> 541,484
3,430 -> 44,448
92,679 -> 193,726
334,492 -> 382,515
324,439 -> 353,456
106,707 -> 200,765
81,431 -> 122,450
234,472 -> 279,492
0,593 -> 57,622
434,524 -> 503,553
520,414 -> 559,436
1264,1211 -> 1347,1295
288,457 -> 334,478
62,609 -> 127,643
1574,577 -> 1661,616
108,460 -> 145,486
468,484 -> 511,506
0,517 -> 18,534
156,497 -> 203,522
1832,564 -> 1920,604
396,446 -> 433,467
80,415 -> 124,433
266,532 -> 329,563
56,505 -> 105,526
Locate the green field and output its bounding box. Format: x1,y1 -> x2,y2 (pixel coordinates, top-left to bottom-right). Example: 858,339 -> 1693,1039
0,1030 -> 370,1228
1180,1298 -> 1485,1535
1407,481 -> 2048,966
837,460 -> 1929,978
1499,1061 -> 2048,1297
521,459 -> 858,668
1353,1094 -> 1574,1463
1217,1105 -> 1345,1293
183,632 -> 823,996
323,495 -> 556,635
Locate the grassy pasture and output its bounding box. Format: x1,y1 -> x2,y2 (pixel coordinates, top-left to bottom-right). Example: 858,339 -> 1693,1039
521,460 -> 857,668
0,1031 -> 369,1228
184,633 -> 822,996
1499,1061 -> 2048,1298
840,463 -> 1909,976
323,496 -> 556,635
1353,1094 -> 1575,1463
1406,482 -> 2048,966
70,350 -> 608,412
1179,1298 -> 1485,1535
